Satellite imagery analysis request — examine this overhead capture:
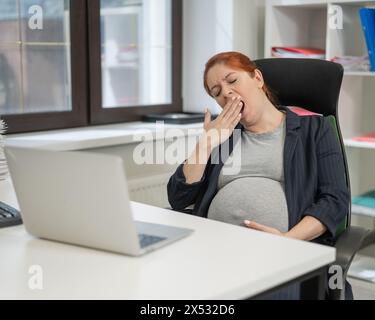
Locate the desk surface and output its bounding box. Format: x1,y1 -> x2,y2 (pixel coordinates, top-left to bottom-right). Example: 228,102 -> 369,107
0,189 -> 335,299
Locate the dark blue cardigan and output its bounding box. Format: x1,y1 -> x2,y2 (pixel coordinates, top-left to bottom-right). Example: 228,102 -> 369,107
167,106 -> 349,244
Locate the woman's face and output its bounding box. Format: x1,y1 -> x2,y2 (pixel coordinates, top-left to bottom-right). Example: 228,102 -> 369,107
206,63 -> 265,124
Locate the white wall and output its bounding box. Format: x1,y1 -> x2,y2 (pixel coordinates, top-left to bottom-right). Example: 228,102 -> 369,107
182,0 -> 265,114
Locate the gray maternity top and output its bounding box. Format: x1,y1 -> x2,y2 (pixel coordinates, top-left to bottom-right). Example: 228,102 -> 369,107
207,117 -> 289,232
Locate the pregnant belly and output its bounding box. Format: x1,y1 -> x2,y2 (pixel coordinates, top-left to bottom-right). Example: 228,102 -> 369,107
207,177 -> 289,232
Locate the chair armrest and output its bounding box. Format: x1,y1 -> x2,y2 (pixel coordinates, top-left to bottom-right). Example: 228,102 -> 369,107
176,209 -> 194,214
334,226 -> 374,274
327,227 -> 375,300
165,206 -> 194,215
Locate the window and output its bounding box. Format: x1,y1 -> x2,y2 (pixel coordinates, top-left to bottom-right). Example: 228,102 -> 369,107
89,0 -> 182,124
0,0 -> 87,133
1,0 -> 182,133
101,0 -> 172,108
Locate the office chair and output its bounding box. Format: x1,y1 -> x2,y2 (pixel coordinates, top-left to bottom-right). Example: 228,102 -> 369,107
255,58 -> 375,300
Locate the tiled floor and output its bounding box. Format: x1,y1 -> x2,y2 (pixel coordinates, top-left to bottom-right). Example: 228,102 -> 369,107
348,244 -> 375,300
350,277 -> 375,300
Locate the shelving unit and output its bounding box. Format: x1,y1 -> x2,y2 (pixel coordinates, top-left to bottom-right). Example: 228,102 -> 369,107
265,0 -> 375,284
265,0 -> 375,196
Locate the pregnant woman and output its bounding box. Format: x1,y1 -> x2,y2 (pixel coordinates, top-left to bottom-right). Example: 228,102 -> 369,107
167,52 -> 350,299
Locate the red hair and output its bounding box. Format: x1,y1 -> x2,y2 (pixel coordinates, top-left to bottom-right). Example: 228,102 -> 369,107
203,51 -> 277,106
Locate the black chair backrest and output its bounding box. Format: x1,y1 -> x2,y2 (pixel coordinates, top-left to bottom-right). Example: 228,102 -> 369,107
254,58 -> 343,116
254,58 -> 351,232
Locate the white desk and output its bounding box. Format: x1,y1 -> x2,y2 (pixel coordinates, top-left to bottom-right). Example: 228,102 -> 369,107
0,178 -> 335,299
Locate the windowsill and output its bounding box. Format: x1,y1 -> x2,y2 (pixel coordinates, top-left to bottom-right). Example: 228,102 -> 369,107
5,121 -> 204,151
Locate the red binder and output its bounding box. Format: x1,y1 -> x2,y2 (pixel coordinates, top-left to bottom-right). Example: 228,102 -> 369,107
272,47 -> 325,55
271,47 -> 325,59
352,133 -> 375,143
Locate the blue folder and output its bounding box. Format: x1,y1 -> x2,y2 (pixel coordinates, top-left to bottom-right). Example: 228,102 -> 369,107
359,8 -> 375,71
352,190 -> 375,209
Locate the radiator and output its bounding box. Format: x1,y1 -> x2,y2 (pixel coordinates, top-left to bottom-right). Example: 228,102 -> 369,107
128,173 -> 172,208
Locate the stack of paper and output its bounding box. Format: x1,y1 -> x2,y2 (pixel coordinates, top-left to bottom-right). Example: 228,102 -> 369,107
352,132 -> 375,143
271,47 -> 325,59
331,55 -> 371,72
352,190 -> 375,218
0,120 -> 8,181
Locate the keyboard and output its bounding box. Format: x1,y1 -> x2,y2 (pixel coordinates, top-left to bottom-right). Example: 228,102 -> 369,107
0,201 -> 22,228
138,233 -> 166,248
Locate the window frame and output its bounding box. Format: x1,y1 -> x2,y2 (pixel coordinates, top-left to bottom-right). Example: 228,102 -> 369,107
88,0 -> 182,125
1,0 -> 182,134
1,0 -> 89,134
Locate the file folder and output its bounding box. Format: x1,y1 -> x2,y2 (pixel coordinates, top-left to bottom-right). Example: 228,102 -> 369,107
359,8 -> 375,71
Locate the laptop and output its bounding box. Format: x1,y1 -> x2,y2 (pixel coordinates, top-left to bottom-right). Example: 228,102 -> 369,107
4,146 -> 193,256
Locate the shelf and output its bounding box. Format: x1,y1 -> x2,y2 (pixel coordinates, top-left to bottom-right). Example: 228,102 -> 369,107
270,0 -> 327,7
344,71 -> 375,76
271,0 -> 375,7
344,139 -> 375,149
329,0 -> 375,6
327,2 -> 375,60
265,5 -> 327,56
352,204 -> 375,218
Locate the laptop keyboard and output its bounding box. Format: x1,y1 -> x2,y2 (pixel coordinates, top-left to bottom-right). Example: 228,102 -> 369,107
138,233 -> 166,248
0,201 -> 23,228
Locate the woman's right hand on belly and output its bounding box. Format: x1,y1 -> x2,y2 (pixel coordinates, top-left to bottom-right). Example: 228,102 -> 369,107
202,95 -> 243,150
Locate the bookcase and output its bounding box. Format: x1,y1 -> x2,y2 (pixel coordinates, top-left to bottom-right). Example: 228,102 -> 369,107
265,0 -> 375,225
265,0 -> 375,286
